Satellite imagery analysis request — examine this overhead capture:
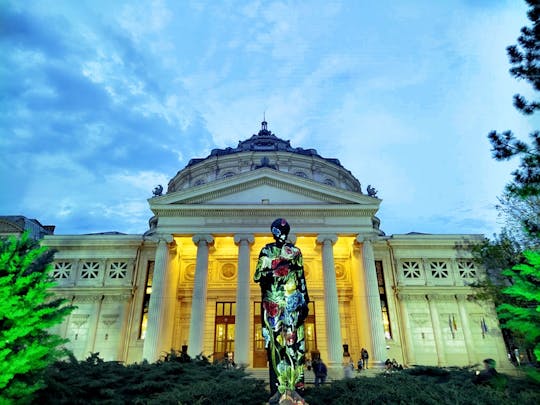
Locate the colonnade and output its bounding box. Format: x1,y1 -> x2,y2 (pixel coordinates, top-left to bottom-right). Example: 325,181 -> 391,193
142,233 -> 387,366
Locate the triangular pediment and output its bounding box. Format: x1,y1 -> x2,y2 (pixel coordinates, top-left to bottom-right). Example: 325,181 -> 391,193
150,168 -> 379,207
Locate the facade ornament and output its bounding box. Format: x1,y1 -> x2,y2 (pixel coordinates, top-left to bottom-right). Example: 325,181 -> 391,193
367,184 -> 378,198
152,185 -> 163,197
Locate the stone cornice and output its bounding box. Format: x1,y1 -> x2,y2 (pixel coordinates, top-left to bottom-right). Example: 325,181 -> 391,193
396,286 -> 475,296
152,205 -> 378,218
386,234 -> 484,249
43,234 -> 143,248
50,287 -> 133,297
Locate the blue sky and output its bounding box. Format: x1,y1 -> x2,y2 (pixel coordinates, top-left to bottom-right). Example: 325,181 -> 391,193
0,0 -> 537,236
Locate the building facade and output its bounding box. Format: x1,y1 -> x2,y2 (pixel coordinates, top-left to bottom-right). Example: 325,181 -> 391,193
25,122 -> 508,369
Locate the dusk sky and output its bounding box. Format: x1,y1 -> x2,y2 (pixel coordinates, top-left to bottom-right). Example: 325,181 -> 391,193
1,0 -> 537,236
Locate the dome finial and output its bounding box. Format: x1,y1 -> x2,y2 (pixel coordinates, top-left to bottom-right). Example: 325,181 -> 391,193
261,111 -> 267,131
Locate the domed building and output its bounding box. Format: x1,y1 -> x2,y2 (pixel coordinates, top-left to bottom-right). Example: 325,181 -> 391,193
40,122 -> 508,371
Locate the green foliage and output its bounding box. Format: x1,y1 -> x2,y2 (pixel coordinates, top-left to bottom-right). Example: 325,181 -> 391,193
495,192 -> 540,249
498,250 -> 540,382
303,366 -> 540,405
35,353 -> 268,404
0,233 -> 74,403
468,231 -> 523,306
33,356 -> 540,404
487,0 -> 540,234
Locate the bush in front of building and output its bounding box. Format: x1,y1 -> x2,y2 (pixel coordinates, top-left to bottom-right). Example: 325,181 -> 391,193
303,365 -> 540,405
34,352 -> 268,404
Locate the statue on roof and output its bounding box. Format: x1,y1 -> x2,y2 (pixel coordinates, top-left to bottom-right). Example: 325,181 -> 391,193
152,185 -> 163,197
367,185 -> 378,198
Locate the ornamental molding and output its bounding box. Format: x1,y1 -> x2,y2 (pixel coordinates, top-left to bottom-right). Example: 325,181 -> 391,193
409,313 -> 430,325
426,294 -> 457,302
397,294 -> 427,302
152,206 -> 378,218
74,295 -> 103,303
42,234 -> 144,248
101,314 -> 119,326
103,294 -> 132,303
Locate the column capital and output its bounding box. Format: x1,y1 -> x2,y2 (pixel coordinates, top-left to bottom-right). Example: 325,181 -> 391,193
192,234 -> 214,246
233,234 -> 254,245
316,234 -> 338,245
355,234 -> 378,244
146,234 -> 174,244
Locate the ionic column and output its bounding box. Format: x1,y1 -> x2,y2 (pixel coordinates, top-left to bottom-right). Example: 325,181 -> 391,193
397,294 -> 415,365
357,236 -> 387,364
234,234 -> 254,366
426,294 -> 446,366
188,234 -> 214,357
316,234 -> 343,365
456,295 -> 475,364
143,237 -> 172,362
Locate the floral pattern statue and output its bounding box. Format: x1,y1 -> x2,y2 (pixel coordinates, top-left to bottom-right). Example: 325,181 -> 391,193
254,218 -> 310,401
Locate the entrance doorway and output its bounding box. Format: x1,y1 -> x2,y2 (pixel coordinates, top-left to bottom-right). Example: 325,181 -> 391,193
214,302 -> 235,362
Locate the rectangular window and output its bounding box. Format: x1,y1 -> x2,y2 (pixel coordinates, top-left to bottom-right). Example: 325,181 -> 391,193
139,260 -> 154,339
304,301 -> 317,355
375,260 -> 392,339
214,301 -> 235,362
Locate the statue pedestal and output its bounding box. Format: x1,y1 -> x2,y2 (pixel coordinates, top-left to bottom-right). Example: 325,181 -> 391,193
268,390 -> 308,405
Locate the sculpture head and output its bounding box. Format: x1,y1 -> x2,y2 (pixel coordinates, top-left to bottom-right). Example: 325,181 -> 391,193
271,218 -> 290,245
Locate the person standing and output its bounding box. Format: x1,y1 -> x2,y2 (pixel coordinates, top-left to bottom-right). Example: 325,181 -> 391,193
313,358 -> 327,387
361,348 -> 369,369
513,347 -> 521,366
254,218 -> 310,400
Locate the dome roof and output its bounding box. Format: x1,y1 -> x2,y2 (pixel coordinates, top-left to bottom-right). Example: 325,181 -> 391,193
167,121 -> 362,194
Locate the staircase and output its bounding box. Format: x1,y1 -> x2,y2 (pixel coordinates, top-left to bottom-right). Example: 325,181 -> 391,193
246,367 -> 383,384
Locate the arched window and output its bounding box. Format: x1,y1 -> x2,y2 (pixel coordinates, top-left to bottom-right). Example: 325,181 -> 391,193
323,178 -> 335,186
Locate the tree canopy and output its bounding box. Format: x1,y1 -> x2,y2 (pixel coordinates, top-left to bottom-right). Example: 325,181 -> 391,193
0,233 -> 74,403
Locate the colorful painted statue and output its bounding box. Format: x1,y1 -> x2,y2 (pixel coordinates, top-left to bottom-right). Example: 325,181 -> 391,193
254,218 -> 310,400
